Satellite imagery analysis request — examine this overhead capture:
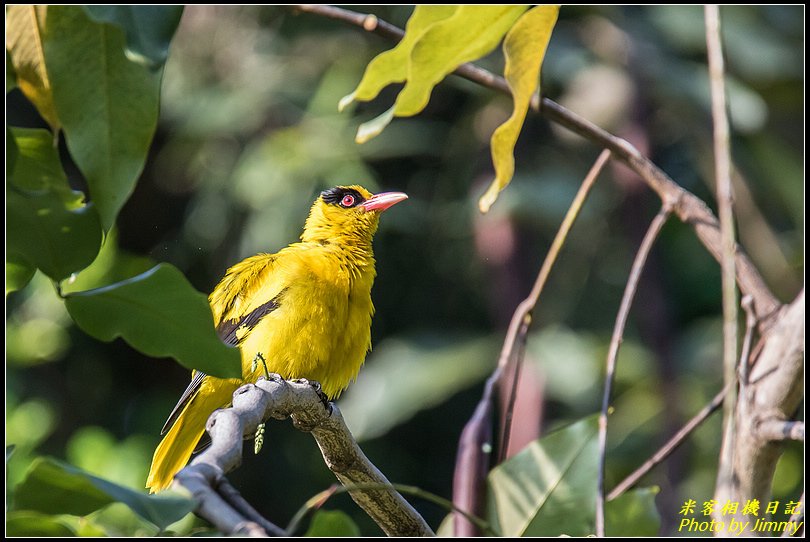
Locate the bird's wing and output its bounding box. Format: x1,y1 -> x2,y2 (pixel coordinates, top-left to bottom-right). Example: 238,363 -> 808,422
210,252 -> 290,346
161,252 -> 288,435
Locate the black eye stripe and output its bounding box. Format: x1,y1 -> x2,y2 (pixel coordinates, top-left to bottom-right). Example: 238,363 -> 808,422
320,187 -> 366,207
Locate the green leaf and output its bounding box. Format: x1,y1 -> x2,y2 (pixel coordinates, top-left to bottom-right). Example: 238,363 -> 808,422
339,335 -> 498,441
65,263 -> 242,379
606,487 -> 661,536
5,511 -> 77,536
43,6 -> 162,229
13,457 -> 196,531
5,5 -> 61,130
61,227 -> 155,295
479,5 -> 559,213
83,6 -> 184,70
486,414 -> 598,537
340,6 -> 458,111
6,254 -> 36,295
304,509 -> 361,537
394,6 -> 528,117
355,106 -> 395,144
7,127 -> 103,282
7,444 -> 17,462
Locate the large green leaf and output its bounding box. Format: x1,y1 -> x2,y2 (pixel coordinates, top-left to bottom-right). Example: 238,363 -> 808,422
486,414 -> 598,537
13,457 -> 196,531
605,487 -> 661,536
304,509 -> 361,537
6,254 -> 36,295
83,6 -> 184,70
43,6 -> 162,229
60,228 -> 155,295
5,5 -> 60,130
64,263 -> 242,379
479,5 -> 559,213
7,127 -> 102,283
338,335 -> 498,441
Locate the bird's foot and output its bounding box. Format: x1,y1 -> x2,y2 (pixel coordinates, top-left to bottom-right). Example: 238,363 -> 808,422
293,378 -> 332,414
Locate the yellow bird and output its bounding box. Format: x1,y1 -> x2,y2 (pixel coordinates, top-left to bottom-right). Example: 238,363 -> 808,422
146,185 -> 407,493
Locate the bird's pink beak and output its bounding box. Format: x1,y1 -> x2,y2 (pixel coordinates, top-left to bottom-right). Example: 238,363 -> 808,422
361,191 -> 408,212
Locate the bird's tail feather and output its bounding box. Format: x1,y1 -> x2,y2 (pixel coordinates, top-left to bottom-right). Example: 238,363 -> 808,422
146,386 -> 235,493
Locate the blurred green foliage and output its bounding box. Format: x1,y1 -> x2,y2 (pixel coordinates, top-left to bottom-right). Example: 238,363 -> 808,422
6,5 -> 803,536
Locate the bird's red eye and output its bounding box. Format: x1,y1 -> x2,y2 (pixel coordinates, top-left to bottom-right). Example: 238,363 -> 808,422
341,194 -> 356,207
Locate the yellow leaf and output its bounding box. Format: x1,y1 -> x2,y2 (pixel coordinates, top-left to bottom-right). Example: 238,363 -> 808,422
339,6 -> 457,112
479,5 -> 559,213
395,6 -> 528,117
355,106 -> 395,144
6,5 -> 61,131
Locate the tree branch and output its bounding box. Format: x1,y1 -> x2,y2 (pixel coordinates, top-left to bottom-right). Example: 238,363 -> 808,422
453,149 -> 610,536
288,4 -> 782,327
173,377 -> 434,537
705,7 -> 740,520
607,385 -> 728,502
730,289 -> 804,534
756,419 -> 804,442
596,205 -> 672,536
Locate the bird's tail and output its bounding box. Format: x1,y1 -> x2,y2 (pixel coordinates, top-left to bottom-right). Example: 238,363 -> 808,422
146,385 -> 236,493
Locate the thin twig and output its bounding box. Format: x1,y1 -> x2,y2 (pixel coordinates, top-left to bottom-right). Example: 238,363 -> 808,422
288,4 -> 780,326
739,296 -> 756,382
453,149 -> 611,536
497,149 -> 611,454
607,385 -> 729,501
606,295 -> 756,501
738,295 -> 757,407
596,206 -> 672,536
705,6 -> 740,516
499,149 -> 612,372
294,5 -> 405,42
497,320 -> 528,463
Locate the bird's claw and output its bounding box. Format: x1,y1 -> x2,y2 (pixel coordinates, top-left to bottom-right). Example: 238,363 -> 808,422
293,378 -> 331,413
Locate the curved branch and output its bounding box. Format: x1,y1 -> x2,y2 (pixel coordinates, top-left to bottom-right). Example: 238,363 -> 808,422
173,377 -> 434,537
596,206 -> 672,536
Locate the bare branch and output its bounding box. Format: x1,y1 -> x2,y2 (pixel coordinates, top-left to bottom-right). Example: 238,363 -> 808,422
173,377 -> 434,537
596,206 -> 672,536
756,419 -> 804,442
705,7 -> 740,517
453,150 -> 610,536
607,386 -> 728,501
